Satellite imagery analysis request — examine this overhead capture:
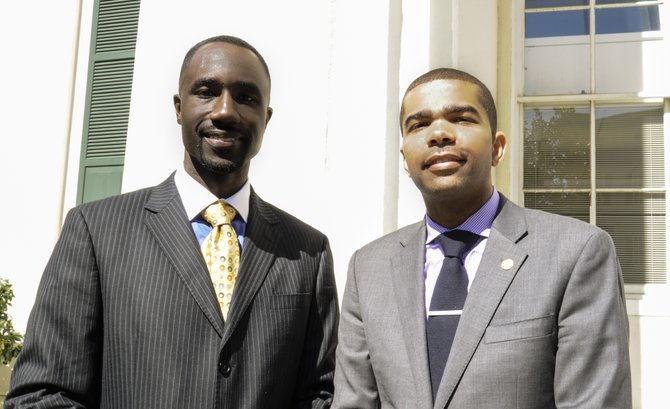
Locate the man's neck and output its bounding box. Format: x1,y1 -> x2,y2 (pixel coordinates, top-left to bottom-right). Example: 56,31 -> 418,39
424,186 -> 494,229
183,159 -> 248,198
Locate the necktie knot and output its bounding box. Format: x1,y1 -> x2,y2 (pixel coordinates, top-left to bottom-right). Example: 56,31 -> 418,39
202,200 -> 237,227
434,229 -> 481,258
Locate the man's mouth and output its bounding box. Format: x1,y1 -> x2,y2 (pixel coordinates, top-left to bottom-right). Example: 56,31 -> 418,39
423,152 -> 466,171
203,136 -> 235,149
201,129 -> 244,148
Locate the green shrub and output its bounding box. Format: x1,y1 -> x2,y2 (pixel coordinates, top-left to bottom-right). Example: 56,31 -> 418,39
0,279 -> 22,365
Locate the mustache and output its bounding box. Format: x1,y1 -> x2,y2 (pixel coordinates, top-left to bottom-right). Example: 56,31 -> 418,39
199,123 -> 248,139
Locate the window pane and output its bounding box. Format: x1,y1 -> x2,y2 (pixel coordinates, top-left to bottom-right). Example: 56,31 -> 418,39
525,192 -> 591,223
525,10 -> 590,94
597,192 -> 666,284
596,5 -> 661,34
525,43 -> 589,95
524,107 -> 590,189
594,40 -> 645,93
525,10 -> 589,38
526,0 -> 588,10
595,105 -> 664,188
593,5 -> 662,92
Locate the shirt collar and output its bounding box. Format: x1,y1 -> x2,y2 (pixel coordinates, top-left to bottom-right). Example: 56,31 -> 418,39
174,165 -> 251,222
425,188 -> 500,245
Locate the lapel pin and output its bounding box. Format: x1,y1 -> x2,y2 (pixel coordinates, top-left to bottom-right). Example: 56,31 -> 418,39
501,259 -> 514,270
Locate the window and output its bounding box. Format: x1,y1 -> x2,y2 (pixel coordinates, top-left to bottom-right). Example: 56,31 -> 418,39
77,0 -> 141,204
521,0 -> 667,284
525,0 -> 663,95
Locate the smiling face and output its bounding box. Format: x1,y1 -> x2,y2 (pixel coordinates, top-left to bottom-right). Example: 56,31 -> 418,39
173,41 -> 272,194
400,79 -> 506,223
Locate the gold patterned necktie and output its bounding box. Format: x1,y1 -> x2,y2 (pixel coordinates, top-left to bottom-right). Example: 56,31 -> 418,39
201,200 -> 240,321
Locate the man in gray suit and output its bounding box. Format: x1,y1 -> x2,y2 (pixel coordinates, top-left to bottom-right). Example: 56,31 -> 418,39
6,35 -> 338,408
332,68 -> 631,408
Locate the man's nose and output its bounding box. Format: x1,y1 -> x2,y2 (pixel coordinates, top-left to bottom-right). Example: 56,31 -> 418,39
428,121 -> 455,146
210,91 -> 240,123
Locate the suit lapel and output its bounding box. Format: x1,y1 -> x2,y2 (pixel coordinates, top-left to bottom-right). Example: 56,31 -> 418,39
390,222 -> 434,408
143,175 -> 225,337
433,197 -> 529,409
221,189 -> 279,345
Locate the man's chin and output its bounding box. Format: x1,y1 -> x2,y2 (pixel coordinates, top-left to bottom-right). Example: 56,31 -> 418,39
199,159 -> 239,175
412,175 -> 460,195
416,180 -> 471,201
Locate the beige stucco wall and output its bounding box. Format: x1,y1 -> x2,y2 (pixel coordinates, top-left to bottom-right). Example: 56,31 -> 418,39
0,0 -> 83,334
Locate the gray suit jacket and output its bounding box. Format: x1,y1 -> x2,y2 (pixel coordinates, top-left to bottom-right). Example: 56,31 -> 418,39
332,196 -> 631,408
6,175 -> 339,408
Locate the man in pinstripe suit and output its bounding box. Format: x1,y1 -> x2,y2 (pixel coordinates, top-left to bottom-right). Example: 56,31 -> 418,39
6,35 -> 339,408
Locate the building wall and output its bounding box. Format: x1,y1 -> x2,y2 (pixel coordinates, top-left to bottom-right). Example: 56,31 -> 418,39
0,0 -> 84,334
1,0 -> 668,407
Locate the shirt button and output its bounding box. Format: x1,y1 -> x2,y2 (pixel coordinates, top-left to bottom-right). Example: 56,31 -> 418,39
219,361 -> 231,377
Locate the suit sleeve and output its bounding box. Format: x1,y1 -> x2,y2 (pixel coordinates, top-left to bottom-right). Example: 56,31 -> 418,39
554,228 -> 632,408
293,236 -> 340,409
5,208 -> 102,408
331,251 -> 380,409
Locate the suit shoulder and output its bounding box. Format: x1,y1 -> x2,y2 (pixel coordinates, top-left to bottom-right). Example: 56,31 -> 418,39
64,181 -> 173,232
355,221 -> 423,255
522,206 -> 602,234
72,174 -> 176,216
519,206 -> 614,250
74,186 -> 154,215
260,200 -> 328,241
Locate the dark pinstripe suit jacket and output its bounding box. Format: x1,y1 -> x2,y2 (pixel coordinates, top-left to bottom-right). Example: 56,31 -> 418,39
6,175 -> 339,409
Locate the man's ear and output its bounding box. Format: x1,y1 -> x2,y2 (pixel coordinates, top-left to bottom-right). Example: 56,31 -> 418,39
266,106 -> 273,125
400,147 -> 409,174
491,131 -> 507,166
173,94 -> 182,125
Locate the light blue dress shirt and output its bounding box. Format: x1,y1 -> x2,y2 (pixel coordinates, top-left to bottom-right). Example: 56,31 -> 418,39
173,167 -> 250,249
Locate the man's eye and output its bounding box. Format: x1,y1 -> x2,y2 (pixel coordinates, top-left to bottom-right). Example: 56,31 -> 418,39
238,94 -> 258,105
194,88 -> 214,98
408,122 -> 427,132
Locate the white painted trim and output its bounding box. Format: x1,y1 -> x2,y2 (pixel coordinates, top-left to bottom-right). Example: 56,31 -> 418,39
62,0 -> 95,220
57,0 -> 84,230
626,283 -> 670,316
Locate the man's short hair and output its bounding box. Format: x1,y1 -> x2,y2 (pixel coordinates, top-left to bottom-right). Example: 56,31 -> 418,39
179,35 -> 271,90
400,68 -> 497,135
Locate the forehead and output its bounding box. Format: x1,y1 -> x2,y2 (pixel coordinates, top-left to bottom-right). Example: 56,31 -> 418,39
180,42 -> 270,94
402,79 -> 484,118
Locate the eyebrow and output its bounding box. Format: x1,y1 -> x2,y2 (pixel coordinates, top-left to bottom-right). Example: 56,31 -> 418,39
403,104 -> 481,129
403,111 -> 432,129
444,104 -> 480,118
233,80 -> 263,95
190,77 -> 218,91
189,78 -> 263,96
